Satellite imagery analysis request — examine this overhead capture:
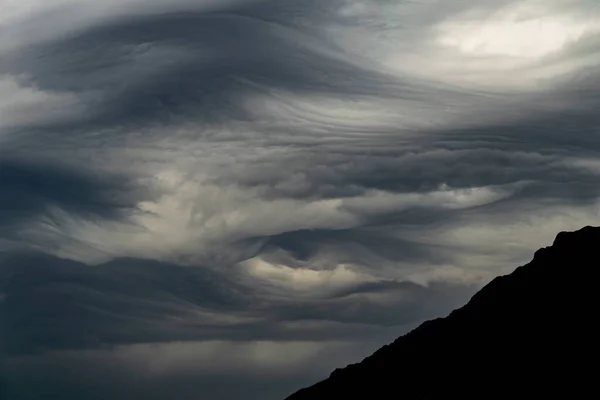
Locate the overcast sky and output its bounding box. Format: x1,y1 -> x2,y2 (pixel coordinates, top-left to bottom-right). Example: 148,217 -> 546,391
1,0 -> 599,399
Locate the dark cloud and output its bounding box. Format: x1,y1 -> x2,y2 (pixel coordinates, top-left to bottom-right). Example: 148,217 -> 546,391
0,252 -> 473,355
0,250 -> 474,399
0,157 -> 142,228
0,3 -> 407,137
1,0 -> 600,398
0,252 -> 243,355
259,228 -> 452,269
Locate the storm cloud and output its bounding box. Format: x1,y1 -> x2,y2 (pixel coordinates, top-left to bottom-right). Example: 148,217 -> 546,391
1,0 -> 600,399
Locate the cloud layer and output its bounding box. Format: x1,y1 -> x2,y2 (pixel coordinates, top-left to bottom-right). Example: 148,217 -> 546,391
1,0 -> 599,399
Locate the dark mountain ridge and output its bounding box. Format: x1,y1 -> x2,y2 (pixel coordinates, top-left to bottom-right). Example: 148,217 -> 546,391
286,226 -> 599,399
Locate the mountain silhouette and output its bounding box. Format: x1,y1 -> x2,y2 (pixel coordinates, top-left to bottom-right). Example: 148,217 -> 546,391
285,226 -> 598,399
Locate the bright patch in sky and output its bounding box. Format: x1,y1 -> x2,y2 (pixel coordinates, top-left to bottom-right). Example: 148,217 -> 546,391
438,8 -> 596,58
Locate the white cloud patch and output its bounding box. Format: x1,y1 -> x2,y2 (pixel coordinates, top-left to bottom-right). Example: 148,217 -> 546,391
18,166 -> 518,267
436,0 -> 598,59
325,0 -> 600,90
240,257 -> 374,295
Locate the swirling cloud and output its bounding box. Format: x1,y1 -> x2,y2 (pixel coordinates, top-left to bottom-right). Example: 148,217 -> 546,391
1,0 -> 599,399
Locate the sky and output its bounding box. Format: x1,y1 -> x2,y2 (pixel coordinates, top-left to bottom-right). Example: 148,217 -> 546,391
1,0 -> 599,399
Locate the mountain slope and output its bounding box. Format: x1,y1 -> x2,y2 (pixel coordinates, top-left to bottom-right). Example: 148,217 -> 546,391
285,226 -> 599,399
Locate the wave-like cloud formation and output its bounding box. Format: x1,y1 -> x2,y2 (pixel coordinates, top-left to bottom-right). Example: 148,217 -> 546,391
1,1 -> 599,399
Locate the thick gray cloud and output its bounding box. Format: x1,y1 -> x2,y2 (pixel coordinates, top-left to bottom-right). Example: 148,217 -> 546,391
1,0 -> 599,399
0,252 -> 473,352
0,157 -> 141,224
0,252 -> 472,399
